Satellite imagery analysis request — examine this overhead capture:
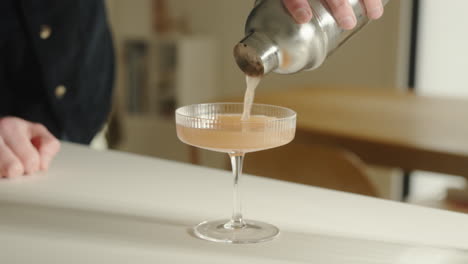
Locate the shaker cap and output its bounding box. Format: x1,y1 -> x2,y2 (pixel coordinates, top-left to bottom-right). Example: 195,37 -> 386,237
233,31 -> 279,76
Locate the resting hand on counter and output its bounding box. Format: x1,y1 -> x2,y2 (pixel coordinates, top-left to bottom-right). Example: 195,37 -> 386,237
282,0 -> 384,29
0,117 -> 61,178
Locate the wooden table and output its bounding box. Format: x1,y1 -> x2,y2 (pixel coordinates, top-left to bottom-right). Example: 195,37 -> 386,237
241,87 -> 468,178
1,143 -> 468,263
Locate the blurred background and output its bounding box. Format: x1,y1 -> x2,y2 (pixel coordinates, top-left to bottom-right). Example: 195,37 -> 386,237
100,0 -> 468,211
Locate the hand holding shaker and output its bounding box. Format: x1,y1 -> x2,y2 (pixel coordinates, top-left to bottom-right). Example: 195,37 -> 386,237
234,0 -> 390,76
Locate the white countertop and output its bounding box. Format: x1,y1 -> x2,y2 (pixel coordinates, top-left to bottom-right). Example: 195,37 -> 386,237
1,143 -> 468,263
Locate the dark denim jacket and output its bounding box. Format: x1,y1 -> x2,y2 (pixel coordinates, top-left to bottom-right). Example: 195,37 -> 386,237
0,0 -> 115,144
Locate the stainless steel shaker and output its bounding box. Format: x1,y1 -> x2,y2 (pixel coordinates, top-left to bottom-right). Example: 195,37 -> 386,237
234,0 -> 390,76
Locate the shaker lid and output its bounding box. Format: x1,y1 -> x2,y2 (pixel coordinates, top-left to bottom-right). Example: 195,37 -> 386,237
233,42 -> 264,77
233,31 -> 279,77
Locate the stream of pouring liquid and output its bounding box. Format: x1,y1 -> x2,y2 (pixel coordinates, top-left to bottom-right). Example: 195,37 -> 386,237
241,75 -> 262,121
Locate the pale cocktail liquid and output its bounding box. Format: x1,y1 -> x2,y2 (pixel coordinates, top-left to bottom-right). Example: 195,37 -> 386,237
177,75 -> 294,152
176,114 -> 294,153
241,75 -> 262,121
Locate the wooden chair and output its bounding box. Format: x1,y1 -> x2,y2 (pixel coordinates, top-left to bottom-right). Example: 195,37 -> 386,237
243,140 -> 378,197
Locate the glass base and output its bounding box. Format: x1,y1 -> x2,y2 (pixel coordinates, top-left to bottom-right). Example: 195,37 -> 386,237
193,219 -> 279,244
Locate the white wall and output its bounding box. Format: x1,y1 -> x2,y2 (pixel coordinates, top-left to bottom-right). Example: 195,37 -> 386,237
411,0 -> 468,201
416,0 -> 468,96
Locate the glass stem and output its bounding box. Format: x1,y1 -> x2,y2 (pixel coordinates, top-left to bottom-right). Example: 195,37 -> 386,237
226,152 -> 246,229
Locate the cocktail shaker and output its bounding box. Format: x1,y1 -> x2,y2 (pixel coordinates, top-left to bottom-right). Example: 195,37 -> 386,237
234,0 -> 390,76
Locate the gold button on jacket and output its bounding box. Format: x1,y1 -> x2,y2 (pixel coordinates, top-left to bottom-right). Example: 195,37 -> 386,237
40,25 -> 52,39
55,85 -> 66,98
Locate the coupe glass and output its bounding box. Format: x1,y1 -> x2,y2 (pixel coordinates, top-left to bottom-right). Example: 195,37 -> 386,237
175,103 -> 296,243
